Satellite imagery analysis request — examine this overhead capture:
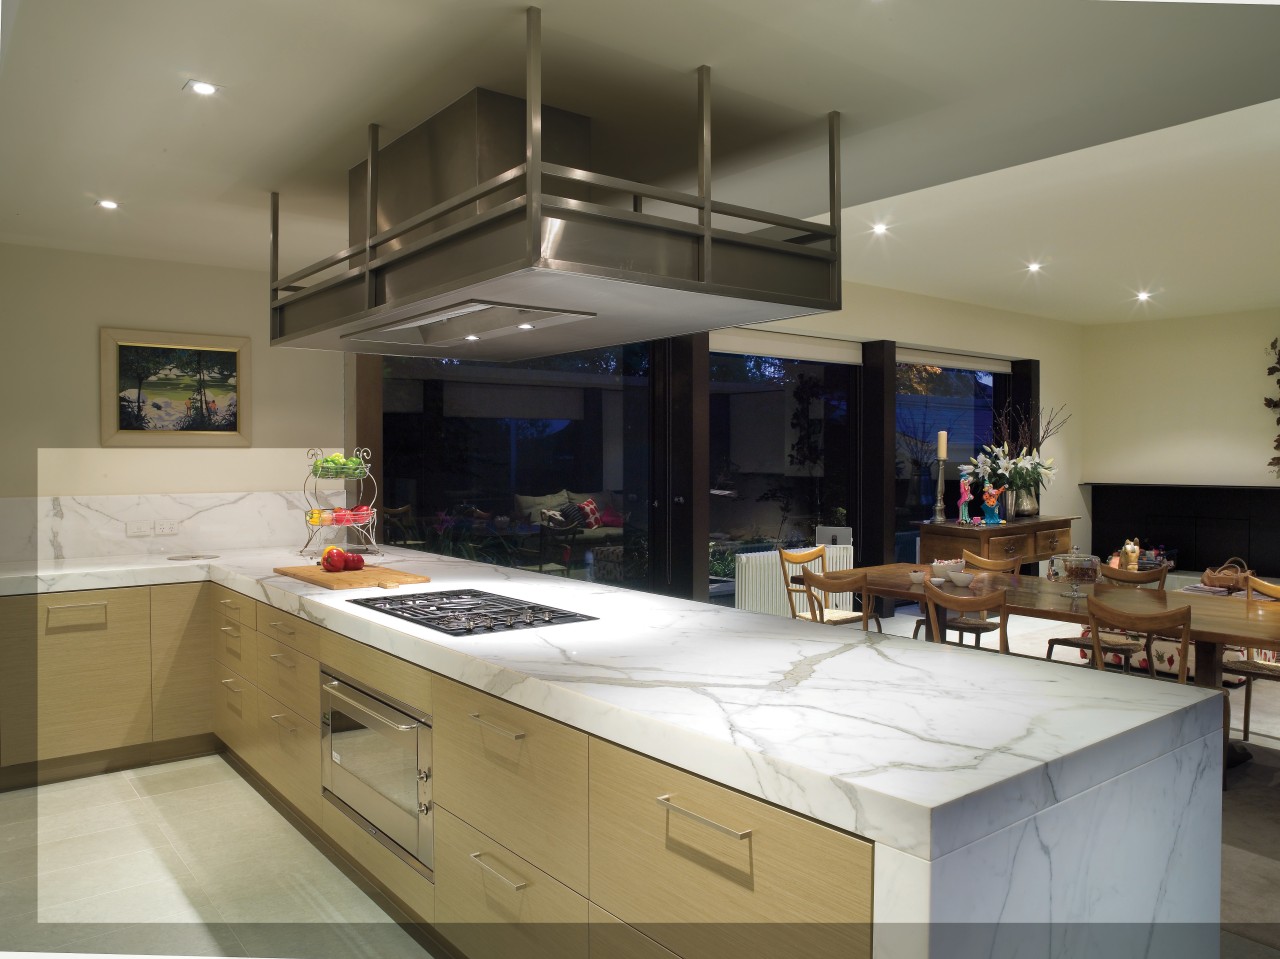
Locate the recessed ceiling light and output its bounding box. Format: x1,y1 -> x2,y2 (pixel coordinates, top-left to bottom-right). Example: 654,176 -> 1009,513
1027,262 -> 1042,273
96,199 -> 118,210
871,222 -> 888,235
464,334 -> 480,341
183,79 -> 218,96
1136,291 -> 1152,302
517,323 -> 534,330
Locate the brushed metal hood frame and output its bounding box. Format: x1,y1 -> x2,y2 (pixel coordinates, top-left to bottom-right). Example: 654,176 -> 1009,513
268,8 -> 841,363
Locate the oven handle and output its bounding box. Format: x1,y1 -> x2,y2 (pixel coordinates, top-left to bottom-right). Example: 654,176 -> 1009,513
324,681 -> 419,732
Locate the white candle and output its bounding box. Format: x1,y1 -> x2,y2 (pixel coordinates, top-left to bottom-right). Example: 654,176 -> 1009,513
937,431 -> 948,460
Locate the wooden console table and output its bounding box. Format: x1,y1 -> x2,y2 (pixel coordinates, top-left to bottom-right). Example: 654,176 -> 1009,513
914,515 -> 1079,566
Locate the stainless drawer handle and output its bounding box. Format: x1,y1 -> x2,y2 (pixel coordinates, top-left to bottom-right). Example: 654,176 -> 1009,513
269,714 -> 298,734
656,795 -> 752,840
324,684 -> 417,731
219,599 -> 239,611
469,852 -> 528,891
219,625 -> 239,635
268,621 -> 296,635
220,679 -> 243,694
468,713 -> 526,740
47,602 -> 108,612
269,653 -> 296,669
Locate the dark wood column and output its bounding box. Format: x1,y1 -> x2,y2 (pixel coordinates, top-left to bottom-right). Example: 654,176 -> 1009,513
992,359 -> 1040,424
858,341 -> 897,571
347,352 -> 383,513
649,333 -> 710,600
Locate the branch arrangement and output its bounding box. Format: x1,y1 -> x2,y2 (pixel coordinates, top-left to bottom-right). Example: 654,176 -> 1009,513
1266,338 -> 1280,476
993,400 -> 1070,454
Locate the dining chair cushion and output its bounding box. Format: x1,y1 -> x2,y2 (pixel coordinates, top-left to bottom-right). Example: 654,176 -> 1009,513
796,607 -> 867,626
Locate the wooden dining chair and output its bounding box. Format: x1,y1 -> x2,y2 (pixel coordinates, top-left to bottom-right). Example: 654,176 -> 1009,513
922,579 -> 1010,654
1085,595 -> 1191,684
779,546 -> 829,620
800,567 -> 882,630
1045,563 -> 1168,674
1223,576 -> 1280,739
912,550 -> 1018,645
961,549 -> 1020,573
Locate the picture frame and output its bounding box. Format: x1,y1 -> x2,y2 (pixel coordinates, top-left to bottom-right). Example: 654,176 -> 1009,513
100,328 -> 251,447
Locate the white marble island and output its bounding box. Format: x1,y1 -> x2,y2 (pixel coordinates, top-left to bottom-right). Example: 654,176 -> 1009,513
7,545 -> 1223,958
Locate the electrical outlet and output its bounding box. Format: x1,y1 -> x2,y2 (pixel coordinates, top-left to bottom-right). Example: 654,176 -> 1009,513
155,520 -> 179,536
126,520 -> 153,537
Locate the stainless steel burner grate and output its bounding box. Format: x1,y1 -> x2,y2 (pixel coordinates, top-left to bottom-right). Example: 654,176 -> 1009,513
348,588 -> 595,635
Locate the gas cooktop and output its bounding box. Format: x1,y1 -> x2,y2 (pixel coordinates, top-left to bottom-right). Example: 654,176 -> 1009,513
348,588 -> 596,636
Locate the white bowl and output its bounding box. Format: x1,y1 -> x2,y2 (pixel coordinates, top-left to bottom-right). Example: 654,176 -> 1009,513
948,570 -> 976,587
929,577 -> 947,586
930,560 -> 962,578
908,570 -> 926,584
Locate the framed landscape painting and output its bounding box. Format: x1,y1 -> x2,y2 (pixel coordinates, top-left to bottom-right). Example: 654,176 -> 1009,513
100,328 -> 251,447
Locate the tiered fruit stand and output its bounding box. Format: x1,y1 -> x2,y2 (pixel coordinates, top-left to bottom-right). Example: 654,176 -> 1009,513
301,447 -> 381,556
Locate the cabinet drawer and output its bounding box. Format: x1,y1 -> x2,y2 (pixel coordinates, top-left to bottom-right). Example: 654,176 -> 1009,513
919,532 -> 963,564
256,604 -> 326,657
256,691 -> 321,823
589,739 -> 872,959
319,630 -> 431,715
988,533 -> 1032,564
211,664 -> 258,763
209,584 -> 251,625
435,807 -> 588,959
588,903 -> 680,959
320,801 -> 435,924
212,614 -> 257,683
256,634 -> 320,724
433,677 -> 588,894
1036,526 -> 1071,559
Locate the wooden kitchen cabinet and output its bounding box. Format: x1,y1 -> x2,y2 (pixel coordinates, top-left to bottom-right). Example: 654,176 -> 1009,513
151,583 -> 212,741
254,689 -> 321,823
434,807 -> 589,959
433,676 -> 589,895
588,904 -> 681,959
588,739 -> 872,959
211,663 -> 258,765
0,587 -> 152,765
916,515 -> 1077,567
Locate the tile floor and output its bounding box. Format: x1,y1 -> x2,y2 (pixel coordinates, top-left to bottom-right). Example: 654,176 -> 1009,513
0,754 -> 439,957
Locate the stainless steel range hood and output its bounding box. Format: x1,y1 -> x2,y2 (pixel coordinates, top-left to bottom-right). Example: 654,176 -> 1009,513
269,9 -> 841,363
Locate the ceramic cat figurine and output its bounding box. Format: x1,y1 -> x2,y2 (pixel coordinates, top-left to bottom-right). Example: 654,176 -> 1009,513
1123,538 -> 1140,570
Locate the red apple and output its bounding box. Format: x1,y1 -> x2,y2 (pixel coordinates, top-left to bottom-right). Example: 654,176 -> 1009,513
333,508 -> 353,526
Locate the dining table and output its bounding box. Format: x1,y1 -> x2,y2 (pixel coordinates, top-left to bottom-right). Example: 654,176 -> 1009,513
853,562 -> 1280,767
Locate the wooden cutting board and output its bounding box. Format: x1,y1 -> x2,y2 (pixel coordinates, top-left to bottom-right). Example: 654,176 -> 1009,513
274,564 -> 432,590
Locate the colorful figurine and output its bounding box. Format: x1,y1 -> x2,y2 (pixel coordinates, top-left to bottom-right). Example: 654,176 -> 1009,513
957,469 -> 974,524
980,483 -> 1007,526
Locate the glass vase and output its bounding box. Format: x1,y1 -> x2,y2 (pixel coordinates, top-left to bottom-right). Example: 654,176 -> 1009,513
1015,488 -> 1039,516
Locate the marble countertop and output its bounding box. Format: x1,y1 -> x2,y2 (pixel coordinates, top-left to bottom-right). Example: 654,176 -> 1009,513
1,546 -> 1221,861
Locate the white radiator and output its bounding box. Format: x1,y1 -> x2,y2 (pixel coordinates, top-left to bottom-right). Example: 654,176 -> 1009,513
734,546 -> 856,618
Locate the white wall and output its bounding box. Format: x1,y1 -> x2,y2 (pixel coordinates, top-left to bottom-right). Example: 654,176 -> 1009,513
1079,308 -> 1280,487
760,280 -> 1092,547
2,243 -> 345,498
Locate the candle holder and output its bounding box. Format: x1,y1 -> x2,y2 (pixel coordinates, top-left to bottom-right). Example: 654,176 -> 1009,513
932,456 -> 946,523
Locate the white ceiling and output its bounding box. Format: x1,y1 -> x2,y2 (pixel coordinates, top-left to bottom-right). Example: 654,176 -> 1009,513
2,0 -> 1278,326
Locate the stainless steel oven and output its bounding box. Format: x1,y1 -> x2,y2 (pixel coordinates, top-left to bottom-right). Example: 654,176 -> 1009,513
321,669 -> 433,879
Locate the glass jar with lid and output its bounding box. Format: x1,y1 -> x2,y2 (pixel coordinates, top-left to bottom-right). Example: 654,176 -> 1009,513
1048,547 -> 1101,599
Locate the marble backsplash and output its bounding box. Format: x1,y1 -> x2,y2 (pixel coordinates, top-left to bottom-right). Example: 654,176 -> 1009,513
6,491 -> 349,561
